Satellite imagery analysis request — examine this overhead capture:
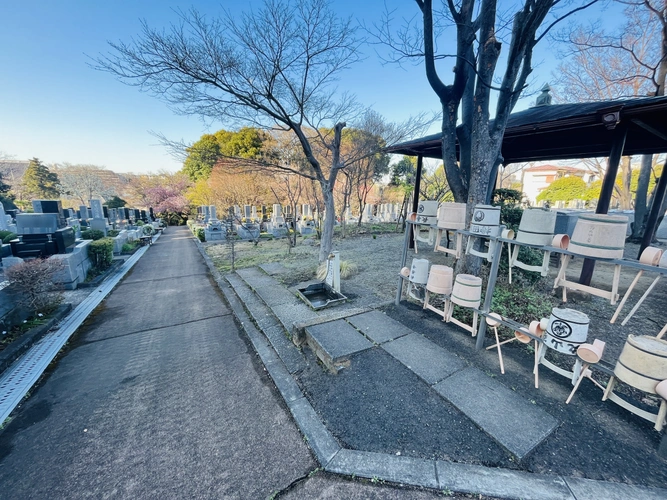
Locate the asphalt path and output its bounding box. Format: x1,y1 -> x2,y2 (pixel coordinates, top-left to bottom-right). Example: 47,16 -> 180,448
0,227 -> 317,499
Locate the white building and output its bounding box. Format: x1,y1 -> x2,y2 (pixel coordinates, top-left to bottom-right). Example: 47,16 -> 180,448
522,164 -> 597,206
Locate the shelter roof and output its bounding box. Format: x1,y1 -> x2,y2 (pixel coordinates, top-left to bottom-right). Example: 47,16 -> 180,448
386,96 -> 667,163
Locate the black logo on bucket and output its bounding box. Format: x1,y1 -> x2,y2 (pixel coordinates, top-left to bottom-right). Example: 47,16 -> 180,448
550,320 -> 572,339
474,211 -> 484,222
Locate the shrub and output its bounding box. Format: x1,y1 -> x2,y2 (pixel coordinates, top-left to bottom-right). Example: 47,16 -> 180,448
142,225 -> 154,236
0,231 -> 18,244
136,220 -> 145,226
195,228 -> 205,242
492,188 -> 524,231
88,238 -> 114,269
107,229 -> 120,237
121,243 -> 134,253
491,282 -> 554,327
81,229 -> 105,241
5,258 -> 64,311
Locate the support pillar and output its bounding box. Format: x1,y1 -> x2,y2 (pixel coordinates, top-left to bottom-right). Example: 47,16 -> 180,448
409,155 -> 424,250
639,160 -> 667,256
580,125 -> 627,286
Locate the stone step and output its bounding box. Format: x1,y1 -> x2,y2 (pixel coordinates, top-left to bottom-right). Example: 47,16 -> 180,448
304,319 -> 374,373
225,272 -> 307,374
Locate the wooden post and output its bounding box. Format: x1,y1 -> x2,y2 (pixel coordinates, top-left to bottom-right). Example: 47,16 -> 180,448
639,160 -> 667,256
395,220 -> 412,306
580,125 -> 627,286
475,231 -> 504,350
409,155 -> 424,250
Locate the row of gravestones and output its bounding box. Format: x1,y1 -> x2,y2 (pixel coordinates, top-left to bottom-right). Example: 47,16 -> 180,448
0,199 -> 157,289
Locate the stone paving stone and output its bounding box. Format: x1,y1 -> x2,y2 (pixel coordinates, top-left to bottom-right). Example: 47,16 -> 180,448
346,310 -> 412,344
326,449 -> 438,489
564,477 -> 667,500
305,320 -> 374,365
272,303 -> 320,333
259,262 -> 288,275
237,268 -> 299,307
381,334 -> 467,385
263,325 -> 306,374
433,367 -> 558,460
436,461 -> 573,500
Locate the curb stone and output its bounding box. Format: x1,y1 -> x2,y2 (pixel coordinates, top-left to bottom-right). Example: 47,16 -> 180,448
193,239 -> 667,500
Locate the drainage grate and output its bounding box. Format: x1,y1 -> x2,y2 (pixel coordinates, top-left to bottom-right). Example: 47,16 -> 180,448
0,234 -> 159,424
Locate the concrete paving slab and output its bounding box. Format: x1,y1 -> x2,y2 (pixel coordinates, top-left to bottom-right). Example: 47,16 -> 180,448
346,310 -> 413,344
564,476 -> 667,500
288,397 -> 342,466
436,461 -> 573,500
326,449 -> 439,489
433,367 -> 559,460
381,334 -> 467,385
305,320 -> 374,368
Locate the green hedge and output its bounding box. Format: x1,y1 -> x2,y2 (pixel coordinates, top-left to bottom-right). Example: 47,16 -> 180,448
0,230 -> 17,244
195,228 -> 205,242
89,238 -> 114,269
81,229 -> 105,241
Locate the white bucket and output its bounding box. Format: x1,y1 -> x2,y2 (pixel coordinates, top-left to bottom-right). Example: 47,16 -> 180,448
469,205 -> 500,236
409,258 -> 429,284
544,308 -> 590,355
417,200 -> 439,217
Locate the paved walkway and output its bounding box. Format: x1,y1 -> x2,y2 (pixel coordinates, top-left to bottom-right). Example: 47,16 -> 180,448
0,228 -> 317,498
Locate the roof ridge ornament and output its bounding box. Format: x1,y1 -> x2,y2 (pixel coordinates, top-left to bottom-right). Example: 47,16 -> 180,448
535,84 -> 552,107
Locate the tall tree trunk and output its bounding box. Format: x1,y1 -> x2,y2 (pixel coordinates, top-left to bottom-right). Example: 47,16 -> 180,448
632,154 -> 654,239
319,184 -> 336,262
619,156 -> 632,209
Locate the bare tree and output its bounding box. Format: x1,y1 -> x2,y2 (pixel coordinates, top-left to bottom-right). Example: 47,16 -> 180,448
52,163 -> 117,205
94,0 -> 423,262
373,0 -> 599,271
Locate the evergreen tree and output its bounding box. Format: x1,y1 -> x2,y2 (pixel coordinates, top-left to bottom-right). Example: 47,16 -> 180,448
22,158 -> 60,200
0,172 -> 15,209
106,195 -> 127,208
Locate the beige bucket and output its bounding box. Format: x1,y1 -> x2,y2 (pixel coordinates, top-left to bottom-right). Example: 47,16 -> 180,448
568,214 -> 629,259
614,335 -> 667,393
426,265 -> 454,294
451,274 -> 483,309
516,208 -> 557,246
639,247 -> 663,266
437,202 -> 467,230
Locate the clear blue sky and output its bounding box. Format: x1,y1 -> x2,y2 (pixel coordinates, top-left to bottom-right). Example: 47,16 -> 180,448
0,1 -> 618,174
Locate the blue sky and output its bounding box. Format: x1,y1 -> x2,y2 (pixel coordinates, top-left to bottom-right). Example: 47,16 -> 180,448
0,1 -> 619,174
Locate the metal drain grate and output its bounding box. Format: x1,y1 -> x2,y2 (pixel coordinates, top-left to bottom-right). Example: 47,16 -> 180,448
0,233 -> 160,424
